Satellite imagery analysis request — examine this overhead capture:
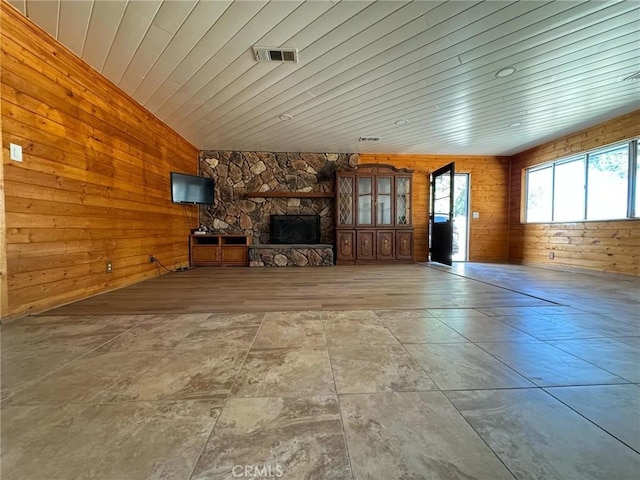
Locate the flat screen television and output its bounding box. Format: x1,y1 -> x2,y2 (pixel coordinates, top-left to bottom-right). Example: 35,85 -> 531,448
170,172 -> 214,205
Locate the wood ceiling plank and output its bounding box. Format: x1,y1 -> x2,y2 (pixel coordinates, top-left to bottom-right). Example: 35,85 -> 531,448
102,0 -> 162,83
5,0 -> 25,14
143,0 -> 268,113
82,0 -> 127,71
118,0 -> 197,94
133,0 -> 232,104
157,0 -> 303,120
165,0 -> 334,125
197,1 -> 620,144
58,0 -> 92,56
238,17 -> 639,151
25,0 -> 58,38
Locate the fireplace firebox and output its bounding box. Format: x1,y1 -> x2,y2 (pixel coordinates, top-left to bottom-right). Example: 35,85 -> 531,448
270,215 -> 321,244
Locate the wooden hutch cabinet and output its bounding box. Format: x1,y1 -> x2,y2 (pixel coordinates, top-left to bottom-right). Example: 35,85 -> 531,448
335,164 -> 414,264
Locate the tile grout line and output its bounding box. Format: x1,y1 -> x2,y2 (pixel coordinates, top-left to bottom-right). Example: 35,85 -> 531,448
186,311 -> 266,480
321,310 -> 356,480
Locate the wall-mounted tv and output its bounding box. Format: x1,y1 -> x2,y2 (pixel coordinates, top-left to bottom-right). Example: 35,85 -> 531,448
170,172 -> 214,205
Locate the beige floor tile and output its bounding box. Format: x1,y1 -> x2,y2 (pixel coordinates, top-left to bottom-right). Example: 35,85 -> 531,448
253,318 -> 325,349
405,343 -> 533,390
191,396 -> 350,480
201,312 -> 265,327
116,347 -> 246,401
178,325 -> 260,350
329,344 -> 437,393
1,403 -> 99,480
340,391 -> 515,480
323,316 -> 401,346
263,310 -> 322,322
547,337 -> 640,383
6,351 -> 167,405
439,317 -> 538,342
447,388 -> 640,480
545,384 -> 640,452
380,316 -> 469,343
231,347 -> 335,397
477,341 -> 631,387
34,400 -> 220,480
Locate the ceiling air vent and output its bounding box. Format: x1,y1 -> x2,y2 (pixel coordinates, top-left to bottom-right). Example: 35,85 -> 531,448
359,136 -> 381,142
253,47 -> 298,63
622,71 -> 640,82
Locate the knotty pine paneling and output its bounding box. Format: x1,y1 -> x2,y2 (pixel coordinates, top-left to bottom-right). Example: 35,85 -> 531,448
509,110 -> 640,276
358,154 -> 510,262
1,3 -> 198,319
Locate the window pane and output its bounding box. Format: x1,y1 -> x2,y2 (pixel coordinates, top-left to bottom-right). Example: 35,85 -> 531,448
586,146 -> 628,220
526,167 -> 552,222
396,177 -> 410,224
358,178 -> 372,224
553,159 -> 585,221
377,177 -> 392,224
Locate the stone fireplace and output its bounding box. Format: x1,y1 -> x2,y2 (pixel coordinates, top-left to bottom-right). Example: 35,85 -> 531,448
198,150 -> 354,266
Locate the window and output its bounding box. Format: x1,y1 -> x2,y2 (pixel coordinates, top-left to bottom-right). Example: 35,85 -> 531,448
524,139 -> 638,222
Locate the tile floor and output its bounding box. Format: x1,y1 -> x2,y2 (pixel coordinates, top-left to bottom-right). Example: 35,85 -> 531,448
2,266 -> 639,479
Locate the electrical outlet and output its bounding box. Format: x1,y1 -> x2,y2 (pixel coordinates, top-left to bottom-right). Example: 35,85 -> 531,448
105,261 -> 113,273
549,252 -> 555,259
149,255 -> 155,263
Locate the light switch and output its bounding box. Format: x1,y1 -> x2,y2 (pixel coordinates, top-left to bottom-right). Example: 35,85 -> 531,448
10,143 -> 23,162
472,212 -> 480,219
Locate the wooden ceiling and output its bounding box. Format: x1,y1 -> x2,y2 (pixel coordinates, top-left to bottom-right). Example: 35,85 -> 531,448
7,0 -> 640,155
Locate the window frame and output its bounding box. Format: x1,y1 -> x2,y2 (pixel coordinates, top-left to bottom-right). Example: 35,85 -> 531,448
523,138 -> 639,224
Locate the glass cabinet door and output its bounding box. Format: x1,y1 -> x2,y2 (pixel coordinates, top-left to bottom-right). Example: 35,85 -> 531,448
376,177 -> 392,225
337,176 -> 354,225
357,177 -> 373,225
396,176 -> 411,225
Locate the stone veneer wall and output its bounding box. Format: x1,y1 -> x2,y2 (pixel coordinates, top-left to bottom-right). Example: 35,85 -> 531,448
198,151 -> 352,244
249,246 -> 334,267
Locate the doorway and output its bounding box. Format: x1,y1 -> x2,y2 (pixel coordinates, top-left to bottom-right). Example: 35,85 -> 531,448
430,168 -> 470,264
452,173 -> 469,261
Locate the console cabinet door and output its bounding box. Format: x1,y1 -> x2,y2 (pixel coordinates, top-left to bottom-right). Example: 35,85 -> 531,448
396,231 -> 414,260
376,231 -> 395,260
336,230 -> 355,262
357,230 -> 376,261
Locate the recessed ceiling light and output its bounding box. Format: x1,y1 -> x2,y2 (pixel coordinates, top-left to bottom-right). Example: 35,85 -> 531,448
279,114 -> 293,121
496,66 -> 517,78
509,122 -> 523,127
394,119 -> 408,126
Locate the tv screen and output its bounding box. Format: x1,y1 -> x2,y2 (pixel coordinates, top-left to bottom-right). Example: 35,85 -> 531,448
170,172 -> 214,205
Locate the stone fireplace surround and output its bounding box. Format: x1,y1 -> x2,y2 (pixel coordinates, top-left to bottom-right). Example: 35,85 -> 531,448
198,150 -> 355,266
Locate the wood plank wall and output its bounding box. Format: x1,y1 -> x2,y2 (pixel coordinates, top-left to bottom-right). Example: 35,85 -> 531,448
358,154 -> 510,262
509,110 -> 640,276
1,3 -> 199,320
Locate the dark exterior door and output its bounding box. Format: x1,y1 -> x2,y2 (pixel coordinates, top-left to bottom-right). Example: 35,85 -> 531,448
430,163 -> 455,265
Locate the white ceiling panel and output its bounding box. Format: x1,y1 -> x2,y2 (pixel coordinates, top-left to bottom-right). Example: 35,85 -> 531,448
101,0 -> 162,82
143,0 -> 267,112
58,0 -> 93,56
156,0 -> 303,120
117,0 -> 197,94
133,0 -> 232,104
24,0 -> 57,37
82,0 -> 127,71
11,0 -> 640,156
